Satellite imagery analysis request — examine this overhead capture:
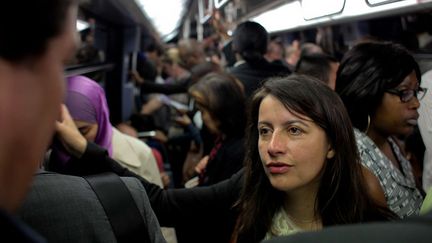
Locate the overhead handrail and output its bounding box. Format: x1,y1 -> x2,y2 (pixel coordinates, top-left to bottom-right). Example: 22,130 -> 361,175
65,63 -> 115,77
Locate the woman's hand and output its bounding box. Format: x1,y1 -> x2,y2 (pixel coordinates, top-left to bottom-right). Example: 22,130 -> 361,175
130,70 -> 144,85
194,155 -> 209,174
141,96 -> 163,114
175,114 -> 192,127
55,104 -> 87,158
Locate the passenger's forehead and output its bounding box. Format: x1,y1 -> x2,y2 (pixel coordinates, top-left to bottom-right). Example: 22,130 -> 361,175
397,71 -> 419,87
259,95 -> 312,121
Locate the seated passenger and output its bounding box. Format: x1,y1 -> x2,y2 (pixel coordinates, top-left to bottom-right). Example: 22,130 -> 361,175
48,76 -> 179,242
336,41 -> 425,218
187,72 -> 246,186
47,75 -> 163,187
53,75 -> 396,243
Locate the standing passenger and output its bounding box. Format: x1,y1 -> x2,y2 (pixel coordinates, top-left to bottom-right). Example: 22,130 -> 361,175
188,72 -> 246,186
0,0 -> 78,241
336,41 -> 425,218
295,53 -> 339,90
229,21 -> 291,98
419,69 -> 432,192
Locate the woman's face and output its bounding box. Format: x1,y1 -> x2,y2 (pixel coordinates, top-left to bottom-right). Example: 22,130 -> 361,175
74,120 -> 98,142
370,71 -> 420,138
258,95 -> 335,194
198,106 -> 220,135
193,93 -> 220,135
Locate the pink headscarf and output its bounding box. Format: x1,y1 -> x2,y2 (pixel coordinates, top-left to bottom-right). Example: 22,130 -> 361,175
50,75 -> 113,166
66,75 -> 113,155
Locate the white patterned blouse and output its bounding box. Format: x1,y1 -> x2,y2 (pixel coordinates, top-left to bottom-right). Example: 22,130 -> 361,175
354,129 -> 423,218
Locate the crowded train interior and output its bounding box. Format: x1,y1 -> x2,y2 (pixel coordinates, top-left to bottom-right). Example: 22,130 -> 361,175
1,0 -> 432,242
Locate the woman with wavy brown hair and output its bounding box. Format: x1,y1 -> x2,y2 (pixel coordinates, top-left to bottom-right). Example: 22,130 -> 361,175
233,75 -> 395,242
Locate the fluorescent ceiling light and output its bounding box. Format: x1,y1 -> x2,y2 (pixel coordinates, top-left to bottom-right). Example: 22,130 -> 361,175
135,0 -> 187,39
76,19 -> 89,32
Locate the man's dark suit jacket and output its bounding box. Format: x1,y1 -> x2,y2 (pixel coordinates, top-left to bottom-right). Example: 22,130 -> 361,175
229,59 -> 291,98
18,171 -> 166,243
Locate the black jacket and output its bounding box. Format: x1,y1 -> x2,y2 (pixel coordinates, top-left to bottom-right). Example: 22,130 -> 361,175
229,59 -> 291,98
0,209 -> 46,243
201,136 -> 245,186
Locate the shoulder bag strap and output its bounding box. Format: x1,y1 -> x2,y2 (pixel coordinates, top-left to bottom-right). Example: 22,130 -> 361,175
84,172 -> 150,243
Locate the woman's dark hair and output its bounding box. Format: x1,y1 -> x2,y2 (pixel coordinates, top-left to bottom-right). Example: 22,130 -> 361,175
335,42 -> 421,131
189,72 -> 246,137
0,0 -> 77,62
232,21 -> 268,64
234,75 -> 394,242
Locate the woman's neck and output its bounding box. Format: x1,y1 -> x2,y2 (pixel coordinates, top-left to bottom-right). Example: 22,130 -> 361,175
366,128 -> 388,149
283,186 -> 322,230
367,128 -> 402,170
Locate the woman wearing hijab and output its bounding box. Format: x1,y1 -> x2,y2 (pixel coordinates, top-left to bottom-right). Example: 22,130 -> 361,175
48,75 -> 163,187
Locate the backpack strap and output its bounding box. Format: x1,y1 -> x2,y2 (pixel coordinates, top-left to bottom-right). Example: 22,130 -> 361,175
84,172 -> 149,243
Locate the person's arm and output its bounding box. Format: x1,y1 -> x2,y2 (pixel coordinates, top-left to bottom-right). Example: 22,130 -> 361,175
55,104 -> 243,235
175,114 -> 203,146
54,104 -> 87,158
70,145 -> 244,227
361,165 -> 387,207
140,80 -> 188,95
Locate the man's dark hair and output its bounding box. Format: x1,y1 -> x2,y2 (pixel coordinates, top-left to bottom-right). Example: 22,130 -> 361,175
295,53 -> 338,84
232,21 -> 268,63
145,42 -> 164,56
0,0 -> 77,62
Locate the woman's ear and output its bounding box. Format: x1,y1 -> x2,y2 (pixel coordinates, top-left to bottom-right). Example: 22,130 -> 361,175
326,146 -> 335,159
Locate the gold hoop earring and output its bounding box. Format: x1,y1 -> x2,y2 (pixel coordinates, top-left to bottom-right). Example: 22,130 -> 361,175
365,115 -> 370,134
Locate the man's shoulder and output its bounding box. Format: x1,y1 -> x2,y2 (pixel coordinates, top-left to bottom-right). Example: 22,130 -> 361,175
32,171 -> 146,201
0,209 -> 46,243
19,172 -> 145,243
32,170 -> 91,189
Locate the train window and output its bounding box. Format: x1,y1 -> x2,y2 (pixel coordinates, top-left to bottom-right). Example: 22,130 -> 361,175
76,19 -> 89,32
301,0 -> 345,20
136,0 -> 187,38
366,0 -> 403,7
199,0 -> 213,24
252,1 -> 303,33
214,0 -> 230,9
